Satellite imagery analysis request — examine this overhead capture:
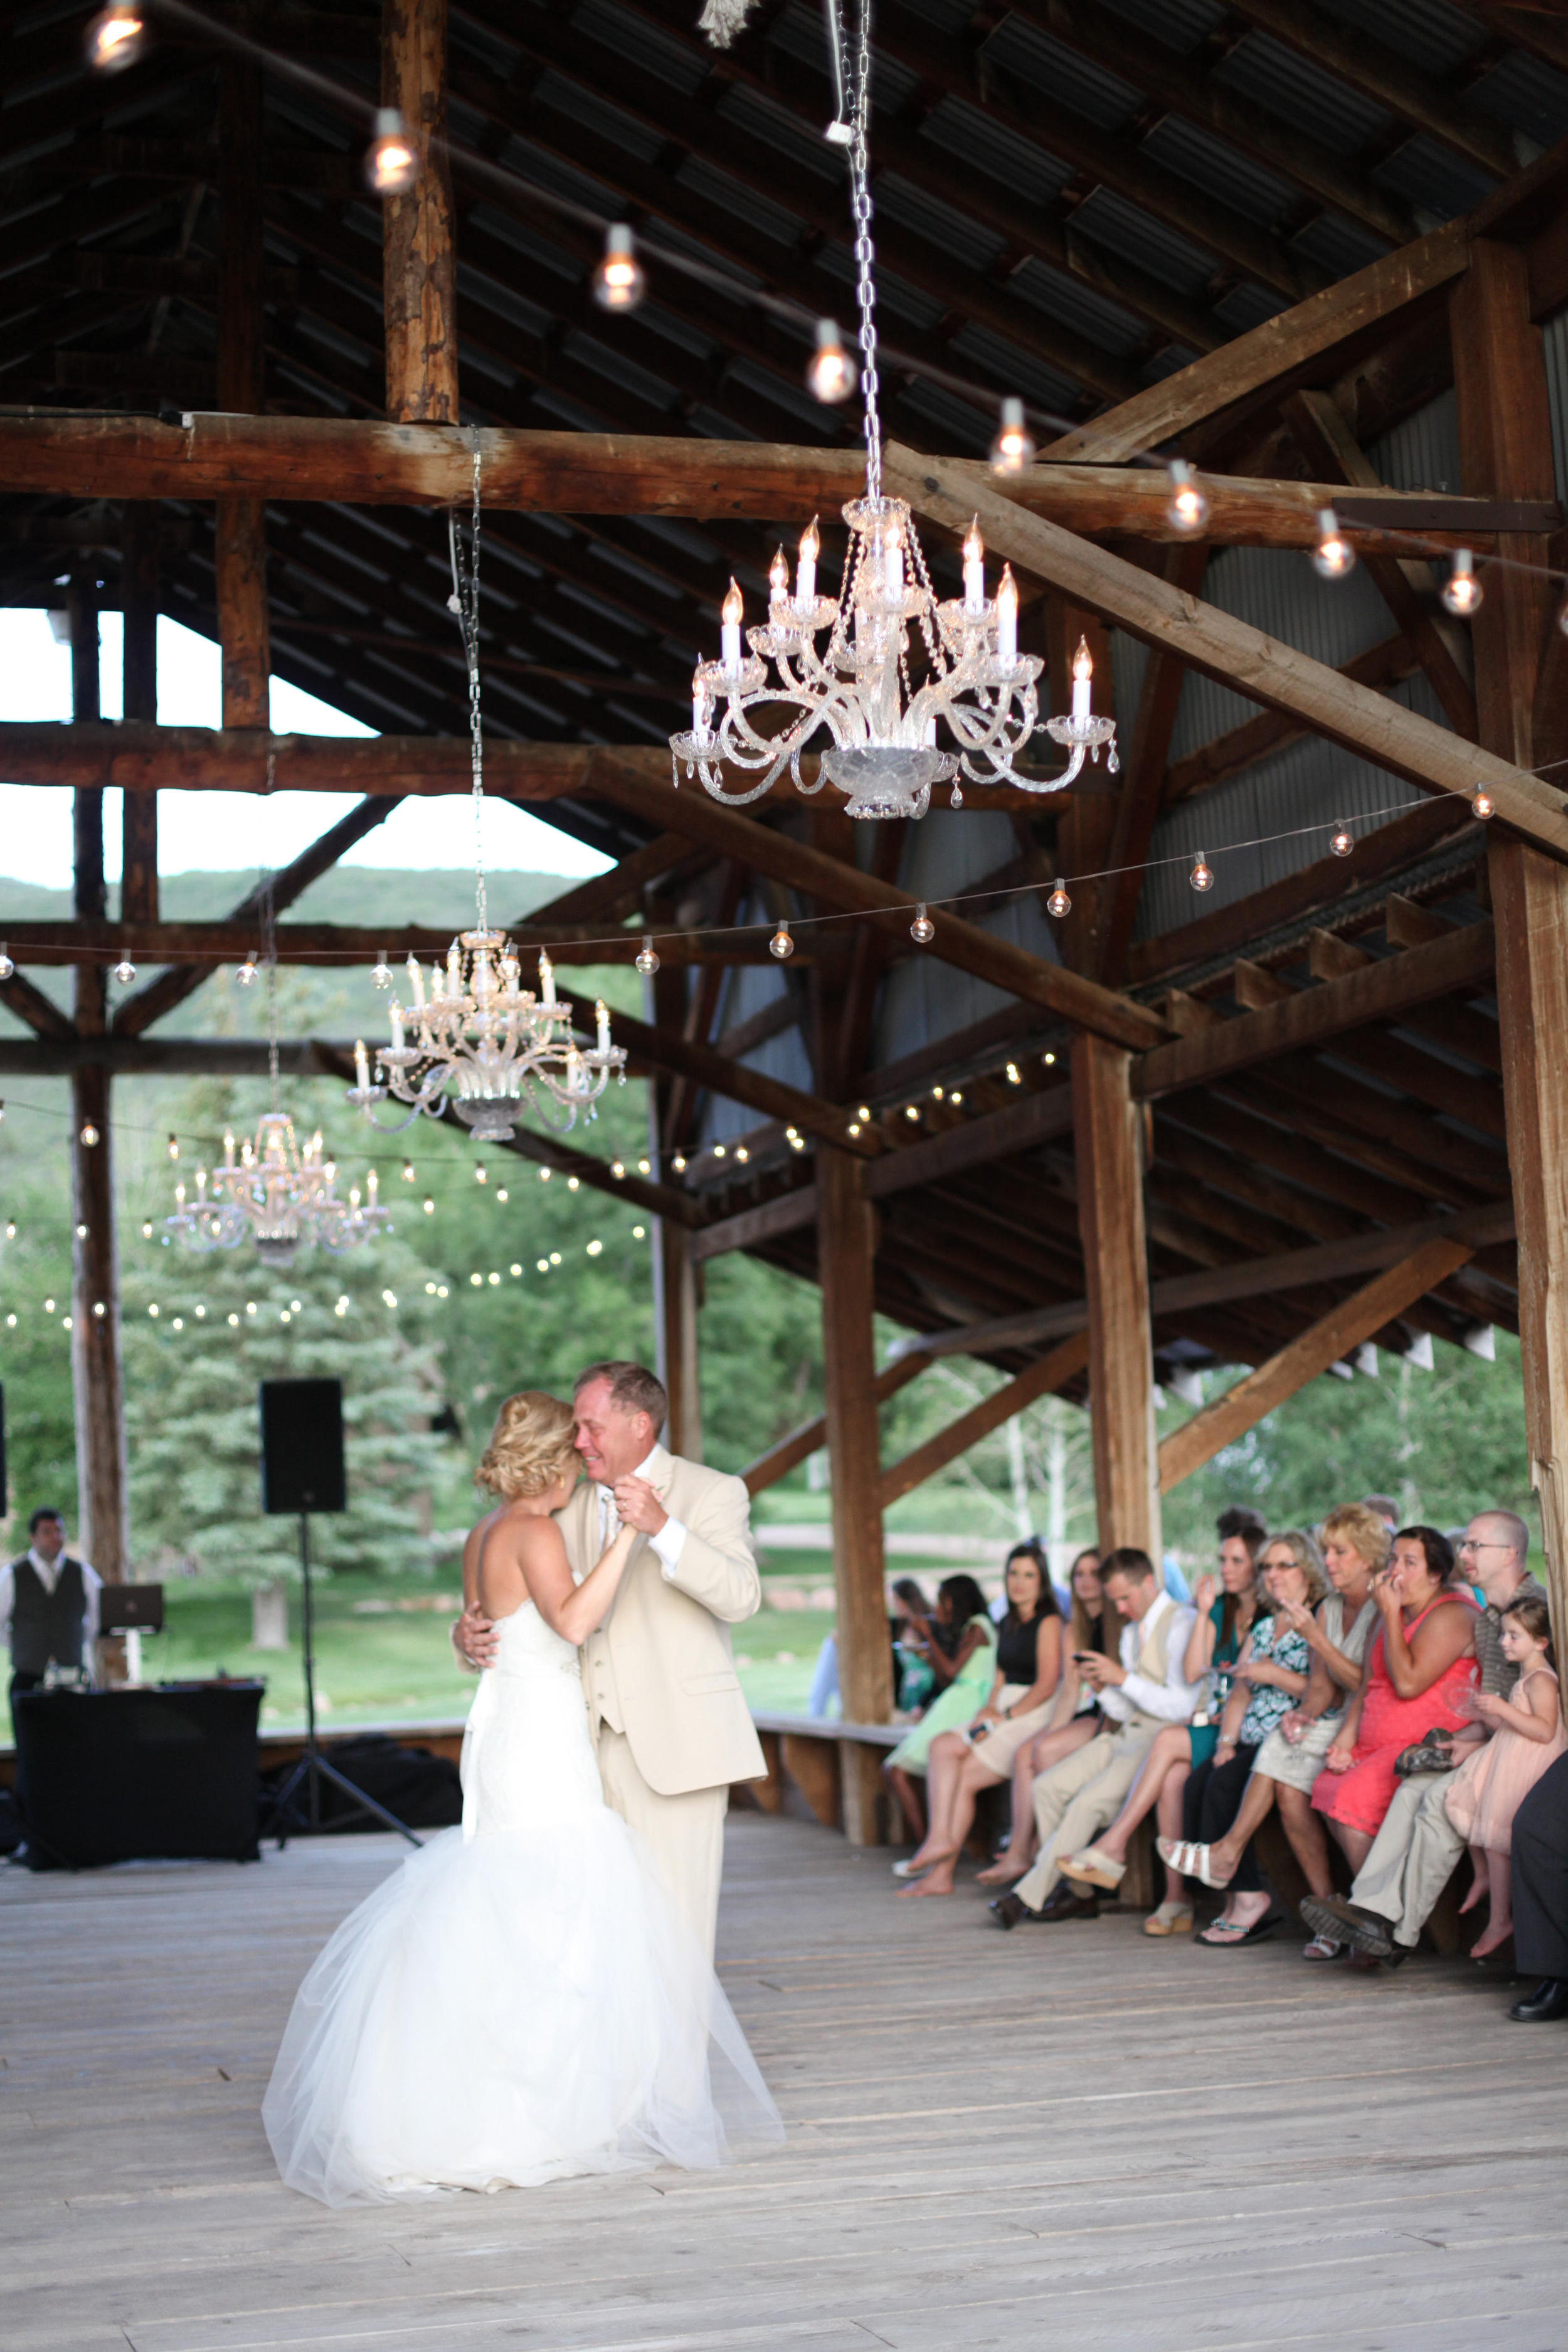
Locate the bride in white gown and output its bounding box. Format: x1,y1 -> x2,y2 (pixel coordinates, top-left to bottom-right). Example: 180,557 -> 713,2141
263,1391 -> 782,2206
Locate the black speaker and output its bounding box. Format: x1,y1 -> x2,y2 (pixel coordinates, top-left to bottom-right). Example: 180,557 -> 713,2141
259,1378 -> 346,1515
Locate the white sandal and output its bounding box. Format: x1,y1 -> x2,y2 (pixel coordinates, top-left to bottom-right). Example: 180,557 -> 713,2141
1065,1845 -> 1126,1890
1157,1836 -> 1201,1878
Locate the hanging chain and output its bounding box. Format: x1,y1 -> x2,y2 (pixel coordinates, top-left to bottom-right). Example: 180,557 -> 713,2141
847,0 -> 881,506
448,429 -> 487,935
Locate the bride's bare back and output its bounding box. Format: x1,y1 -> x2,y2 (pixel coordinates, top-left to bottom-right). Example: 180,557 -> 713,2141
462,1485 -> 636,1650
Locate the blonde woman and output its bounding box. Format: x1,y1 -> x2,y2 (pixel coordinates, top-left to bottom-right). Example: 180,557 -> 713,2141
264,1392 -> 781,2205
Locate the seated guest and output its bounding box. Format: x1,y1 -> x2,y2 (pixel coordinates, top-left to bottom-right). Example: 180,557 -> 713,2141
895,1544 -> 1064,1896
977,1550 -> 1106,1887
1163,1522 -> 1373,1959
1505,1746 -> 1568,2022
1443,1594 -> 1565,1959
1303,1511 -> 1542,1963
882,1576 -> 994,1845
1309,1524 -> 1476,1876
990,1548 -> 1200,1929
1,1507 -> 102,1702
889,1577 -> 937,1716
1062,1515 -> 1268,1935
1159,1534 -> 1320,1943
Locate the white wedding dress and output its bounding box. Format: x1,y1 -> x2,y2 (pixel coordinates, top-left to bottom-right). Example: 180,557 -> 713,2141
263,1597 -> 783,2205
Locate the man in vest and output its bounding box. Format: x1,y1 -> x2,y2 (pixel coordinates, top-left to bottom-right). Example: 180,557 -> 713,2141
1,1508 -> 102,1702
992,1547 -> 1200,1927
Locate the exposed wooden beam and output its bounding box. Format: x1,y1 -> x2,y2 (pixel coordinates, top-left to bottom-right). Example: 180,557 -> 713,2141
742,1350 -> 935,1499
586,758 -> 1167,1052
1136,919 -> 1495,1099
216,56 -> 268,733
119,502 -> 159,926
0,414 -> 1543,545
1157,1238 -> 1476,1491
383,0 -> 458,425
692,1182 -> 817,1266
879,1332 -> 1091,1510
11,916 -> 787,973
1074,1034 -> 1160,1554
887,449 -> 1568,863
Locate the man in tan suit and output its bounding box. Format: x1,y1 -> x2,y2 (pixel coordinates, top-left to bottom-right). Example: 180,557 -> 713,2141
455,1361 -> 765,1959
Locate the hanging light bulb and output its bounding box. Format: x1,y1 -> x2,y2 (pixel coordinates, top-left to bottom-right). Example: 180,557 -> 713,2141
85,2 -> 145,72
1329,820 -> 1353,857
1472,787 -> 1495,820
0,945 -> 13,980
1442,549 -> 1483,615
366,107 -> 420,196
769,921 -> 795,959
167,1134 -> 179,1160
1189,850 -> 1214,893
236,953 -> 258,987
113,954 -> 137,985
990,397 -> 1035,475
1167,460 -> 1209,536
401,1159 -> 416,1182
80,1122 -> 101,1147
1312,508 -> 1355,580
910,904 -> 935,945
593,223 -> 645,312
807,318 -> 856,404
371,948 -> 393,991
635,936 -> 660,975
423,1195 -> 435,1214
1047,881 -> 1071,918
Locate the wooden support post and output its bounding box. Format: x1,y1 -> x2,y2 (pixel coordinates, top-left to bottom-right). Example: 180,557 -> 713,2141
217,58 -> 268,732
1073,1033 -> 1160,1558
119,502 -> 158,923
1158,1240 -> 1475,1493
817,1146 -> 891,1843
1451,240 -> 1555,769
68,586 -> 129,1622
1454,237 -> 1568,1660
653,1219 -> 702,1463
382,0 -> 458,425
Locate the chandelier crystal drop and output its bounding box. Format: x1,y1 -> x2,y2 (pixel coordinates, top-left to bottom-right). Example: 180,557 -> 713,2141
668,16 -> 1115,822
350,436 -> 626,1142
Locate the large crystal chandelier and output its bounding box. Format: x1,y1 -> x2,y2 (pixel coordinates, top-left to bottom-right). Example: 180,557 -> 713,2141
349,437 -> 627,1143
669,14 -> 1117,820
165,919 -> 389,1270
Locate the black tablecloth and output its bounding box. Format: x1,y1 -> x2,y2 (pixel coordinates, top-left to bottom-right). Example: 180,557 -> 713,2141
13,1682 -> 263,1868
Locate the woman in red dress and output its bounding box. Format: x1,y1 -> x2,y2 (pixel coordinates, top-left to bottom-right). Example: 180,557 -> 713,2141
1311,1525 -> 1477,1873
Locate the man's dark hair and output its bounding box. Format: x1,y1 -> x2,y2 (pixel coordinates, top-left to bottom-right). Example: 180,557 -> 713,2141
573,1360 -> 668,1436
1217,1505 -> 1266,1557
1100,1546 -> 1157,1584
28,1507 -> 65,1535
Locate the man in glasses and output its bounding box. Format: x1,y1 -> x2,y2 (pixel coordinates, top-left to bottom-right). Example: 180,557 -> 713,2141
1308,1508 -> 1542,1963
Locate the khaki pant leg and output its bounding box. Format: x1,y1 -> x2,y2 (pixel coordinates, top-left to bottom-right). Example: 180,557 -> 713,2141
1350,1772 -> 1429,1930
1014,1734 -> 1116,1910
1041,1730 -> 1155,1895
595,1725 -> 729,1964
1393,1774 -> 1466,1948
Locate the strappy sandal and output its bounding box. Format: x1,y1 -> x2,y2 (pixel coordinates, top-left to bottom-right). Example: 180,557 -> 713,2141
1157,1836 -> 1201,1878
1303,1932 -> 1343,1961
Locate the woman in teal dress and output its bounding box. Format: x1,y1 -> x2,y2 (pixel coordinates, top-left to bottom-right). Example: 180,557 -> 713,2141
883,1575 -> 995,1845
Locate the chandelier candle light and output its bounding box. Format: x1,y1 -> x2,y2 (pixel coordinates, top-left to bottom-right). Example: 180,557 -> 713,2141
350,437 -> 626,1142
668,8 -> 1116,820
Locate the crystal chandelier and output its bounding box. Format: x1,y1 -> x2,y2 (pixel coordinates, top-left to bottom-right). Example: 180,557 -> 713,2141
669,15 -> 1116,820
165,912 -> 388,1269
349,437 -> 627,1142
166,1112 -> 388,1270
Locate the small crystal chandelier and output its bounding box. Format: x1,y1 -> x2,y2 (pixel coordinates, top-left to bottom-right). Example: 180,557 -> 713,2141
668,17 -> 1116,820
165,902 -> 388,1269
349,436 -> 626,1142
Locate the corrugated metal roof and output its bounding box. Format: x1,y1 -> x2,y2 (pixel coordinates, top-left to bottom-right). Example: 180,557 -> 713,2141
567,0 -> 712,95
1139,112 -> 1298,227
1291,210 -> 1391,280
872,172 -> 1010,275
1374,134 -> 1498,221
874,808 -> 1062,1063
945,320 -> 1083,416
978,18 -> 1140,132
1468,53 -> 1568,152
1308,0 -> 1488,77
1066,184 -> 1217,293
716,85 -> 848,184
1368,388 -> 1461,494
918,96 -> 1079,213
1005,255 -> 1147,358
1213,31 -> 1392,157
1086,0 -> 1226,47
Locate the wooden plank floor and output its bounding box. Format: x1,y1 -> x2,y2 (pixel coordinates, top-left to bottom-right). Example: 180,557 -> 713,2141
4,1814 -> 1565,2352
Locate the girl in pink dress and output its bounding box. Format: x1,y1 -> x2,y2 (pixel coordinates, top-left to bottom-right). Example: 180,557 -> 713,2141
1444,1593 -> 1565,1961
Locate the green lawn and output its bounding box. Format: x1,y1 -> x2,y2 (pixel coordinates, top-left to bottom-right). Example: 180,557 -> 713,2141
0,1574 -> 836,1742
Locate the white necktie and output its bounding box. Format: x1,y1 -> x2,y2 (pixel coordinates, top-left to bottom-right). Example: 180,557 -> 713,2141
600,1488 -> 619,1547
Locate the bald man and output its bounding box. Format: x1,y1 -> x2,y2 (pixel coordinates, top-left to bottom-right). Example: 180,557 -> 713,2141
1304,1508 -> 1544,1961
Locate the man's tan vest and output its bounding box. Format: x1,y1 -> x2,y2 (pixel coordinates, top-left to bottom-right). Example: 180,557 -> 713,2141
1115,1591 -> 1181,1733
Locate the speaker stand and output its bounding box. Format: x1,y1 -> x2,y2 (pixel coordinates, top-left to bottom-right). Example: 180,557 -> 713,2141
269,1512 -> 421,1850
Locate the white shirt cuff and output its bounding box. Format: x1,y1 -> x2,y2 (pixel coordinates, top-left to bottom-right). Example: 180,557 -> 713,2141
650,1515 -> 687,1579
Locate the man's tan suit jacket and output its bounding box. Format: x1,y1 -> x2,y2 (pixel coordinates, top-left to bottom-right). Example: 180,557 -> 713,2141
560,1443 -> 767,1798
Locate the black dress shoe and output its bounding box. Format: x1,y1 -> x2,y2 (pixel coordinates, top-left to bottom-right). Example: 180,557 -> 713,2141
1509,1976 -> 1568,2022
988,1892 -> 1039,1931
1036,1880 -> 1100,1922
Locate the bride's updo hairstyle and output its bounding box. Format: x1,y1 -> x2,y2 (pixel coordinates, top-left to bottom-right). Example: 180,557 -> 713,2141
475,1391 -> 578,1500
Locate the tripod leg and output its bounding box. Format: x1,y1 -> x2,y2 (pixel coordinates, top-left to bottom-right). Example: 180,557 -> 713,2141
313,1757 -> 423,1847
269,1754 -> 313,1849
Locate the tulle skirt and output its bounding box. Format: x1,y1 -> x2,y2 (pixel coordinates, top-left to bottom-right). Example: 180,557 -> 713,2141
262,1809 -> 783,2206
